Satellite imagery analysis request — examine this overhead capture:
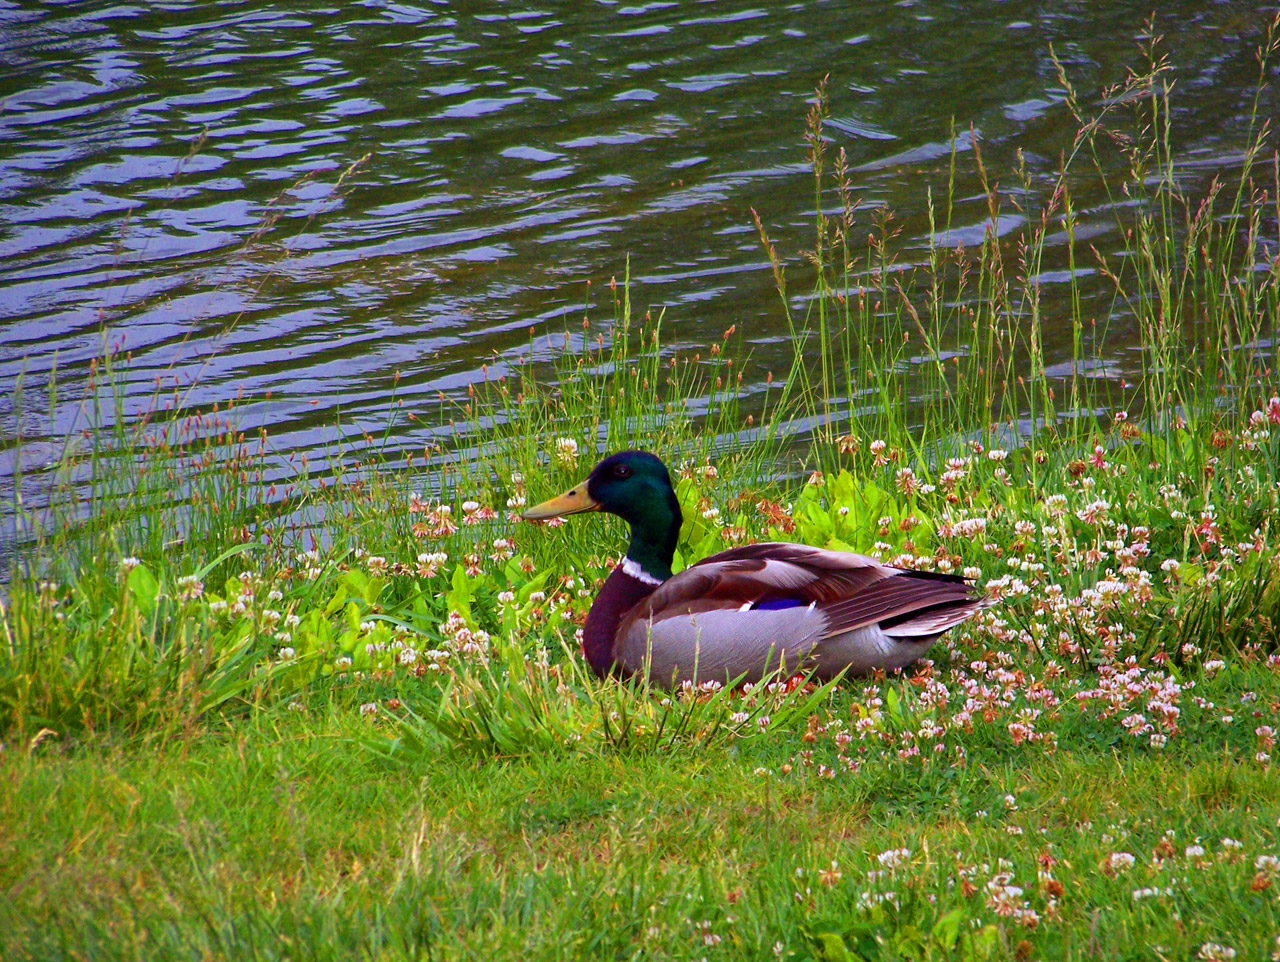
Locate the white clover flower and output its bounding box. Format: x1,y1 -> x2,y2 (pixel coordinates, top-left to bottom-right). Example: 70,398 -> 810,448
277,647 -> 296,660
895,467 -> 919,496
876,847 -> 911,868
985,879 -> 1022,900
176,574 -> 204,601
119,556 -> 141,573
359,702 -> 378,716
1105,852 -> 1136,873
553,437 -> 580,467
951,517 -> 988,538
1198,943 -> 1237,961
856,890 -> 899,910
1076,499 -> 1111,524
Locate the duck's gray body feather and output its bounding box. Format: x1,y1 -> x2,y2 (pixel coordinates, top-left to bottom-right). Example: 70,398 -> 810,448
617,604 -> 827,686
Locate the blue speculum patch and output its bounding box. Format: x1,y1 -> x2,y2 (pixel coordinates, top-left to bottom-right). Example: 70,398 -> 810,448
751,597 -> 806,611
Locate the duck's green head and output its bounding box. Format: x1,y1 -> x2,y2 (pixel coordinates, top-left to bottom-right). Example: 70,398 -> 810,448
523,450 -> 682,580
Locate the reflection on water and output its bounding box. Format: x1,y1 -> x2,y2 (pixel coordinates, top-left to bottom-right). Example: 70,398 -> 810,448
0,0 -> 1275,475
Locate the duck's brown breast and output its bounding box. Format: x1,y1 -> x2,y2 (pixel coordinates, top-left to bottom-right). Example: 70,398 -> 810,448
582,566 -> 658,678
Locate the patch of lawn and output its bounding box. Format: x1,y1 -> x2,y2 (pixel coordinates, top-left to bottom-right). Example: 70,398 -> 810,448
4,667 -> 1278,961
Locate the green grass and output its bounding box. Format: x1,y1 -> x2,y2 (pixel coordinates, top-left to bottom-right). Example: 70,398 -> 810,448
3,676 -> 1279,961
3,28 -> 1280,962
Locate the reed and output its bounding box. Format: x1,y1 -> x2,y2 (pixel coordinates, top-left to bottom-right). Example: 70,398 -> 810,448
766,18 -> 1280,482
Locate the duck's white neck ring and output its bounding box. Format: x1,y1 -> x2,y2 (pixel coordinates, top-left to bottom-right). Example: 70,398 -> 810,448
621,557 -> 664,586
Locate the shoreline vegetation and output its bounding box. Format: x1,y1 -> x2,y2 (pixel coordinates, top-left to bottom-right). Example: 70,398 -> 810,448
4,29 -> 1280,961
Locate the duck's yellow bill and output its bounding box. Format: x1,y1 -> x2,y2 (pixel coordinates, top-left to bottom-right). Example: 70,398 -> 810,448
522,480 -> 601,520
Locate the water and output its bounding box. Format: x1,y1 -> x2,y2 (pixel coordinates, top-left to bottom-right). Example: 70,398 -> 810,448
1,0 -> 1276,480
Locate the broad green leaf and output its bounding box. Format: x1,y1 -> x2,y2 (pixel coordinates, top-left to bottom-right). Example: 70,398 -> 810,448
126,564 -> 160,614
885,685 -> 903,726
342,568 -> 369,597
931,908 -> 964,949
324,585 -> 347,617
812,931 -> 858,962
446,564 -> 475,622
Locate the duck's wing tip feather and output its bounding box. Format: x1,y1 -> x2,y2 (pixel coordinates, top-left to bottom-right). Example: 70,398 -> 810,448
818,572 -> 984,639
878,597 -> 985,637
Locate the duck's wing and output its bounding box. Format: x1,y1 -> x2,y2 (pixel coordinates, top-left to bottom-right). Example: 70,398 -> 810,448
614,542 -> 983,685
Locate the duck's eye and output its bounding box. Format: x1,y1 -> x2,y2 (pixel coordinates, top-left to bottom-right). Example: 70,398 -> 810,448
613,464 -> 632,479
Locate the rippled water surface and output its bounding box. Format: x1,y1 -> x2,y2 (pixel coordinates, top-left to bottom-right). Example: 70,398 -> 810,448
1,0 -> 1276,473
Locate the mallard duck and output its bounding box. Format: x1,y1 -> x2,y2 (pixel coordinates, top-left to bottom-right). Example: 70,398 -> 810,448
523,450 -> 985,687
